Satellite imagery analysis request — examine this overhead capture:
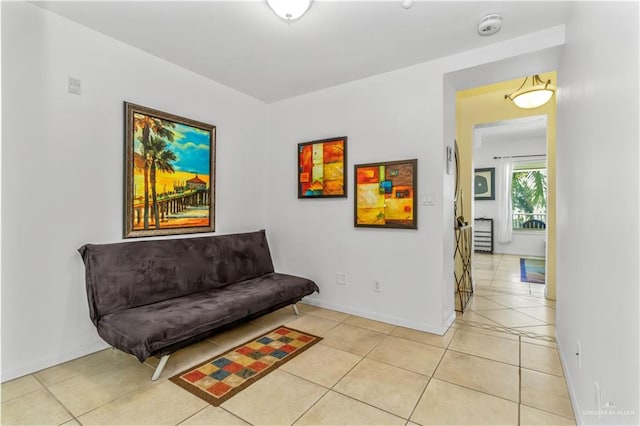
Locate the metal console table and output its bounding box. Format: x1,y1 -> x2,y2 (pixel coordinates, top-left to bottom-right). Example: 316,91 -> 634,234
454,225 -> 473,312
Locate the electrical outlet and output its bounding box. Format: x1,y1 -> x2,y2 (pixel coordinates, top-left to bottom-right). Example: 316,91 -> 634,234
336,272 -> 347,285
373,280 -> 381,293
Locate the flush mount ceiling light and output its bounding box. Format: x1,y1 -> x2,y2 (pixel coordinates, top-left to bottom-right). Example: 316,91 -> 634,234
401,0 -> 415,9
504,75 -> 555,109
266,0 -> 313,22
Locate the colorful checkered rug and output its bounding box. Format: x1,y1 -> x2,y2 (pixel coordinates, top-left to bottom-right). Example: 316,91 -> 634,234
170,326 -> 322,406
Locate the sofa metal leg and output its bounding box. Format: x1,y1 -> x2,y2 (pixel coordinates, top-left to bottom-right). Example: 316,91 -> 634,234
292,304 -> 300,315
152,355 -> 170,381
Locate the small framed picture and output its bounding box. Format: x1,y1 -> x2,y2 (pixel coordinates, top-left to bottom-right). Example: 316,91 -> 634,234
298,137 -> 347,198
474,167 -> 495,200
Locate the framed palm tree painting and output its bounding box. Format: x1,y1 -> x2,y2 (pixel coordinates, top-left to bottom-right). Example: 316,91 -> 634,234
124,102 -> 216,238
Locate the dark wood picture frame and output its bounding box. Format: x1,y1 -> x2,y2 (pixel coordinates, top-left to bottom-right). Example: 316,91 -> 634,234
124,102 -> 216,238
298,136 -> 347,198
474,167 -> 495,200
354,159 -> 417,229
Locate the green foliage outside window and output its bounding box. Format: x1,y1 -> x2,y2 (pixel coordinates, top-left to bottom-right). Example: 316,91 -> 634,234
512,169 -> 547,228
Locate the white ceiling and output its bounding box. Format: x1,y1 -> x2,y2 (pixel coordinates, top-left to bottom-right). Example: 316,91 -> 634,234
34,1 -> 573,103
476,115 -> 547,145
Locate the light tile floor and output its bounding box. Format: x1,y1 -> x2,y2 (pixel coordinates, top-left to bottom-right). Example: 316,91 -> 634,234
2,253 -> 575,425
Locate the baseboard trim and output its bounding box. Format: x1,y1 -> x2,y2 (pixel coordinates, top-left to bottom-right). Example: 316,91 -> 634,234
2,340 -> 110,383
301,296 -> 447,335
556,337 -> 583,425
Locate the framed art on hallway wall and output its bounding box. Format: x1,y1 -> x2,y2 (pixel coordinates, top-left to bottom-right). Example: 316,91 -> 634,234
298,136 -> 347,198
354,159 -> 417,229
124,102 -> 216,238
474,167 -> 495,201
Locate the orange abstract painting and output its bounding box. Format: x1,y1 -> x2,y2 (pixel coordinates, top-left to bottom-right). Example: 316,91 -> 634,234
298,137 -> 347,198
354,159 -> 417,229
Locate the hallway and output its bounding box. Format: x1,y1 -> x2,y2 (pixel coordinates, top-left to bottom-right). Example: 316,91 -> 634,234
461,253 -> 554,338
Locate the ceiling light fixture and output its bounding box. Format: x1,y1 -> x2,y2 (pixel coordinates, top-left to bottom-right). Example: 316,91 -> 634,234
266,0 -> 313,22
504,75 -> 555,109
401,0 -> 415,9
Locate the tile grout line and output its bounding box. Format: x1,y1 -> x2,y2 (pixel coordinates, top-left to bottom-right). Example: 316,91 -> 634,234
444,347 -> 520,369
384,332 -> 453,351
278,332 -> 413,422
518,334 -> 522,426
220,406 -> 256,426
519,403 -> 577,422
287,385 -> 333,426
274,322 -> 393,423
328,388 -> 410,422
405,376 -> 431,425
405,327 -> 456,423
412,326 -> 522,409
64,366 -> 159,420
174,405 -> 210,425
316,325 -> 417,422
446,330 -> 563,377
338,321 -> 395,336
363,342 -> 443,378
479,306 -> 549,329
456,316 -> 555,343
428,375 -> 520,405
0,378 -> 43,404
31,373 -> 80,426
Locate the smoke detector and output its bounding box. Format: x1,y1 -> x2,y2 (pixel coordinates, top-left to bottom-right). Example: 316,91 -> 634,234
477,13 -> 503,36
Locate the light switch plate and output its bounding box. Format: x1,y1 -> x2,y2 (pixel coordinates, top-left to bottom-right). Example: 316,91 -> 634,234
421,192 -> 435,206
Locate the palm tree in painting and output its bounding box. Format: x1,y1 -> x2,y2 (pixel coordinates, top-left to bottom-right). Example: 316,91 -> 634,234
133,114 -> 175,229
148,136 -> 177,229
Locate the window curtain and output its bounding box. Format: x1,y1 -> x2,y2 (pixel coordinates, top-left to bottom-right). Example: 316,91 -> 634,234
496,158 -> 513,243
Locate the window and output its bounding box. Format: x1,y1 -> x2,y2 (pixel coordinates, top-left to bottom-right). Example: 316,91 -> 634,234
512,167 -> 547,230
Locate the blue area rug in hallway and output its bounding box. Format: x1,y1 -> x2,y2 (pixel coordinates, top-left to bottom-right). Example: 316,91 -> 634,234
520,258 -> 545,284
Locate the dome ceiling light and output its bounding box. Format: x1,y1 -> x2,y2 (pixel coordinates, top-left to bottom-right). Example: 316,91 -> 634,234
401,0 -> 415,9
266,0 -> 313,22
505,75 -> 556,109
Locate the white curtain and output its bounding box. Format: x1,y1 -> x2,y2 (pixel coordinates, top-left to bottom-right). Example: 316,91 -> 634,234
496,158 -> 513,243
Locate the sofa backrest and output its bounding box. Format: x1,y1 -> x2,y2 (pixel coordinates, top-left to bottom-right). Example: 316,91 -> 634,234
78,230 -> 274,322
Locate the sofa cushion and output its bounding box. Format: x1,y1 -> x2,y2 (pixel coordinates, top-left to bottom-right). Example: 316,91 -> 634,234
78,230 -> 274,321
221,273 -> 319,319
96,273 -> 318,362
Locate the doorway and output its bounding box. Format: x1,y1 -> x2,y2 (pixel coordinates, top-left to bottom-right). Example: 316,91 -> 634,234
452,71 -> 557,302
472,116 -> 548,296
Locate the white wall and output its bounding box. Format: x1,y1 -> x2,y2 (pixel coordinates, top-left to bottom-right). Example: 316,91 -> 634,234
266,28 -> 566,335
266,64 -> 448,333
474,135 -> 546,257
1,2 -> 267,381
556,2 -> 639,425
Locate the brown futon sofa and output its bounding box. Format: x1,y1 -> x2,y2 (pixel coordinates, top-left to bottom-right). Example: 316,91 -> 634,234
78,230 -> 319,380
